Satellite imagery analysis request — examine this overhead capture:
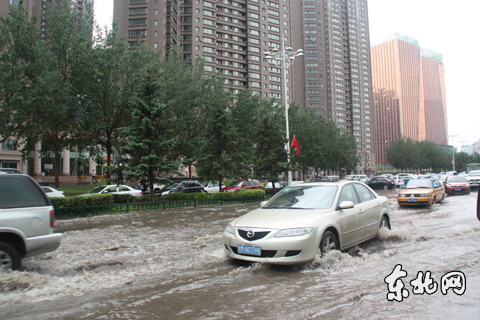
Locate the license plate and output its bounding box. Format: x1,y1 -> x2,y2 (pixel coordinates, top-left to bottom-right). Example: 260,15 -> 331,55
455,188 -> 462,191
408,198 -> 418,202
238,245 -> 261,256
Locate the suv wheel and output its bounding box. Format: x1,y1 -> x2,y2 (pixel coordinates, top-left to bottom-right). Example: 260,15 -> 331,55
0,242 -> 21,271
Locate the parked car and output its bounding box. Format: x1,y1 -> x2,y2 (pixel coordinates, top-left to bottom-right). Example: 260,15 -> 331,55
41,186 -> 65,198
263,182 -> 282,189
0,171 -> 62,270
366,177 -> 395,190
466,170 -> 480,189
398,178 -> 445,206
222,180 -> 262,192
223,180 -> 391,265
80,185 -> 143,197
202,181 -> 225,193
137,178 -> 172,194
443,176 -> 471,195
346,175 -> 370,183
161,180 -> 205,195
396,173 -> 418,184
319,176 -> 340,182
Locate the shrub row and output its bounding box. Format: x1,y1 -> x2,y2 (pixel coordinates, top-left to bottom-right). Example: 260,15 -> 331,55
50,189 -> 268,208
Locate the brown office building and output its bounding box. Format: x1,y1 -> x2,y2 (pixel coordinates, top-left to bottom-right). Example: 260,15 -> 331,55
371,34 -> 448,164
113,0 -> 376,175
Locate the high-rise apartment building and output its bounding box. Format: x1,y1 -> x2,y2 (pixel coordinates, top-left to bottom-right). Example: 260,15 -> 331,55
113,0 -> 375,175
292,0 -> 375,175
0,0 -> 93,37
371,34 -> 448,164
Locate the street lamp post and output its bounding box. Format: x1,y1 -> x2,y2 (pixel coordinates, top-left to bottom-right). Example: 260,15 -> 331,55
264,36 -> 303,186
448,135 -> 458,172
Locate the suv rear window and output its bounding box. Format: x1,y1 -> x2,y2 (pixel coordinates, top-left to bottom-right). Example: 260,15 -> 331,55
0,175 -> 50,209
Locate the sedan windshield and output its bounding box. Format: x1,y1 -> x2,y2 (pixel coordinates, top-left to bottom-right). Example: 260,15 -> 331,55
406,179 -> 434,189
228,181 -> 244,187
446,177 -> 467,183
263,185 -> 337,209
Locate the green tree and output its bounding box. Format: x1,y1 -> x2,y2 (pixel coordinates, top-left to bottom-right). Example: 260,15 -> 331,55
119,59 -> 180,201
78,22 -> 136,175
0,5 -> 47,143
3,0 -> 95,187
196,76 -> 239,189
160,50 -> 207,179
252,98 -> 287,191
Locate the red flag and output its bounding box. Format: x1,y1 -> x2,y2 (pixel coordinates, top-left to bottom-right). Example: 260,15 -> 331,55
292,135 -> 300,155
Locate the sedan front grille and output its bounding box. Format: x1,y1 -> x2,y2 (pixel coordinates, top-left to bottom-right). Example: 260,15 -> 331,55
238,229 -> 271,241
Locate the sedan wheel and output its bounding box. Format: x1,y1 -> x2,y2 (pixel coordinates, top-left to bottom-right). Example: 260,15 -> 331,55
320,231 -> 339,256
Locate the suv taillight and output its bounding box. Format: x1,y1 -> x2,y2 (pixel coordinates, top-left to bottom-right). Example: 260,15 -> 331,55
50,210 -> 55,228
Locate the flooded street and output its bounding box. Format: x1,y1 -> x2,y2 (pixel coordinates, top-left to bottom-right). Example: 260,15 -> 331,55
1,190 -> 479,319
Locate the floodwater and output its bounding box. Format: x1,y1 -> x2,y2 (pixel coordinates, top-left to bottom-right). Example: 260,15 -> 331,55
1,190 -> 479,320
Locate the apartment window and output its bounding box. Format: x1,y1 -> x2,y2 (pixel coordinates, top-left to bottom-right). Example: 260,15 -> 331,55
129,18 -> 147,26
204,10 -> 214,16
1,140 -> 17,151
129,7 -> 147,15
203,28 -> 214,35
204,19 -> 214,26
128,29 -> 146,37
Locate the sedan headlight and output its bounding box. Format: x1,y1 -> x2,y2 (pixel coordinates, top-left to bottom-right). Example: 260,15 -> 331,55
419,193 -> 431,197
225,224 -> 234,234
398,194 -> 407,198
275,227 -> 313,238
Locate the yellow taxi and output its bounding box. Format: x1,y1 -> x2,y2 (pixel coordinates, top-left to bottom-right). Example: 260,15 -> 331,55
398,178 -> 445,206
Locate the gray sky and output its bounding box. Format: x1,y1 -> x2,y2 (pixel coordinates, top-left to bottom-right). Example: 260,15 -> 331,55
94,0 -> 478,148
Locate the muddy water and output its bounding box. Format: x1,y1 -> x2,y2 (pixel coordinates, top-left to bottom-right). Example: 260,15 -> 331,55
1,190 -> 479,319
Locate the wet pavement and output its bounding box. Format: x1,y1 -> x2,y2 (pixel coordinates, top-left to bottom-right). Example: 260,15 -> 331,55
1,190 -> 479,319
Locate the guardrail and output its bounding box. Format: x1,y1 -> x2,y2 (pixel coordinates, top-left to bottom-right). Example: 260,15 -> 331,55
55,193 -> 272,218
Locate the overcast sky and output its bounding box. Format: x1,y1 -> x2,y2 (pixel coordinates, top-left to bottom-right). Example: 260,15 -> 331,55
94,0 -> 478,149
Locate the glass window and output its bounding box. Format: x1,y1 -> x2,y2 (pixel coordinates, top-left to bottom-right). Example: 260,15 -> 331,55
353,183 -> 375,203
2,140 -> 17,151
0,176 -> 49,209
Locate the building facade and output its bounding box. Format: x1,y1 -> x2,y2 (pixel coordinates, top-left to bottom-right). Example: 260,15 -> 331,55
371,34 -> 448,164
114,0 -> 376,175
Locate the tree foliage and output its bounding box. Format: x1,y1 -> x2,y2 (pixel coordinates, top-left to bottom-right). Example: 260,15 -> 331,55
386,137 -> 452,172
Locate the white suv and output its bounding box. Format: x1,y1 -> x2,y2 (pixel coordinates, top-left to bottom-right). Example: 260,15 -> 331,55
0,170 -> 62,270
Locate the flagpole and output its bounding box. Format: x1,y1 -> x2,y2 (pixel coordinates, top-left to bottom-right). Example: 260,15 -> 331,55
264,35 -> 303,186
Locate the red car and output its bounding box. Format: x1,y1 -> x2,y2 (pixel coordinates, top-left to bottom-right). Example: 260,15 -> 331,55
222,180 -> 262,192
443,176 -> 471,195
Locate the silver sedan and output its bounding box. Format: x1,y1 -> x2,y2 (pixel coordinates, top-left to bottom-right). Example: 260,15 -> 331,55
223,181 -> 391,265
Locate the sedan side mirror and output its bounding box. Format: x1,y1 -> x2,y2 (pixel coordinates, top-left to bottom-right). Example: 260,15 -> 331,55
337,200 -> 355,210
